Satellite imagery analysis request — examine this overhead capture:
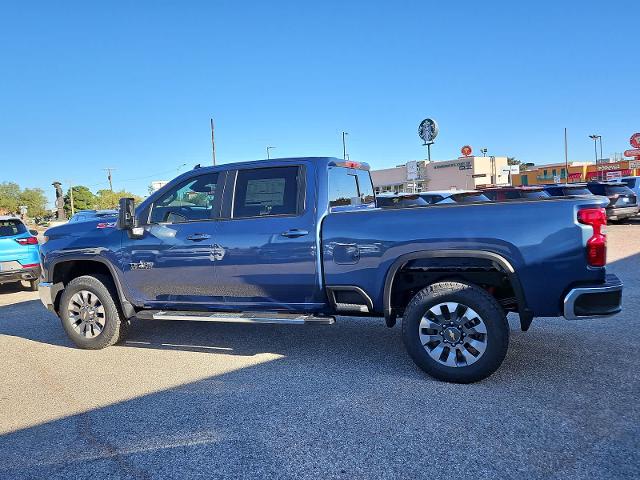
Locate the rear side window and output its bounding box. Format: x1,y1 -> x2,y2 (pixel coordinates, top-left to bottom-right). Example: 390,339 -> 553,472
150,173 -> 219,223
622,178 -> 637,189
233,166 -> 301,218
0,219 -> 26,237
452,193 -> 490,203
328,167 -> 375,211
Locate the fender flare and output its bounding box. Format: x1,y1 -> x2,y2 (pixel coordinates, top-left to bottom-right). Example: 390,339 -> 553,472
49,254 -> 136,318
382,249 -> 533,331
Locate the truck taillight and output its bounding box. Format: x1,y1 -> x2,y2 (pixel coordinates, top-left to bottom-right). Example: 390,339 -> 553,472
16,236 -> 38,245
578,208 -> 607,267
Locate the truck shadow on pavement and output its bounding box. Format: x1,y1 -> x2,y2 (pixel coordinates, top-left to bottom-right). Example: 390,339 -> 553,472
0,252 -> 638,479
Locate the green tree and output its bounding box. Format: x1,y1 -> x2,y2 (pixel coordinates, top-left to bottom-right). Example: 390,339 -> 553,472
507,157 -> 529,173
95,189 -> 142,209
0,181 -> 21,214
18,188 -> 48,218
64,186 -> 96,216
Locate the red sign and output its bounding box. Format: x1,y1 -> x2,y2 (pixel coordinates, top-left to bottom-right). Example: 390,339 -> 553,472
587,169 -> 632,180
624,149 -> 640,157
461,145 -> 472,156
631,133 -> 640,149
568,172 -> 582,182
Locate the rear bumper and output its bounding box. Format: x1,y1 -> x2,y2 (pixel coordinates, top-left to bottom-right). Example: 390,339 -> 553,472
0,266 -> 41,285
607,206 -> 639,220
563,274 -> 623,320
38,281 -> 63,313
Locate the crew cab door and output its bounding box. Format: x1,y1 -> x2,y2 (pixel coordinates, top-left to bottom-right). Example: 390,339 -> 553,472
120,171 -> 223,307
211,164 -> 324,311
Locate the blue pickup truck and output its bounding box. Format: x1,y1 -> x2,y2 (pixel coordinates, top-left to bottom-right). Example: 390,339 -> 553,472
38,157 -> 623,383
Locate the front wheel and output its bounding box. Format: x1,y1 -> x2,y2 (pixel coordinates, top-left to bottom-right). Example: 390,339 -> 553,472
402,281 -> 509,383
58,274 -> 128,349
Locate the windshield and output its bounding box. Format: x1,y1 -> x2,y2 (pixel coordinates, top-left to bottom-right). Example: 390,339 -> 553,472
451,193 -> 491,203
565,187 -> 592,195
605,185 -> 634,195
0,219 -> 27,237
522,190 -> 550,199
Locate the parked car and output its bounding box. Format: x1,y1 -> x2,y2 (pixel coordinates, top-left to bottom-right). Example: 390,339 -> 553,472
376,193 -> 429,208
418,190 -> 491,204
68,209 -> 118,223
585,182 -> 639,221
39,157 -> 622,383
481,186 -> 551,201
619,176 -> 640,200
0,216 -> 40,291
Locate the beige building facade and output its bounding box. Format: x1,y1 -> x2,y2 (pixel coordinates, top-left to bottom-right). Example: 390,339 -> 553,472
371,156 -> 510,193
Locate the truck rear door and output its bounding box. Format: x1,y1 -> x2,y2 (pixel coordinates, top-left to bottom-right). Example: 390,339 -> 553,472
211,163 -> 324,311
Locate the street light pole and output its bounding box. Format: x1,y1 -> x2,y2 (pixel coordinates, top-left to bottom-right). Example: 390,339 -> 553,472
266,146 -> 275,160
589,134 -> 601,180
342,132 -> 349,160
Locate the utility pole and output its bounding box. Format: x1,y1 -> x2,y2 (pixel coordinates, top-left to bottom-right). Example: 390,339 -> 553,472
266,146 -> 276,159
103,168 -> 115,192
342,131 -> 349,160
210,118 -> 217,166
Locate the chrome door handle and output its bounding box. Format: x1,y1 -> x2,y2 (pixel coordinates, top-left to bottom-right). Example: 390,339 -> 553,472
281,229 -> 309,238
186,233 -> 211,241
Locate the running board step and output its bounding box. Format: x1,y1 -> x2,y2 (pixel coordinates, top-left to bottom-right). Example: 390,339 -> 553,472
136,310 -> 335,325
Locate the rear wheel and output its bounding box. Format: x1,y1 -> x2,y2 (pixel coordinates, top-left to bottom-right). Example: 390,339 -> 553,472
59,274 -> 128,349
402,281 -> 509,383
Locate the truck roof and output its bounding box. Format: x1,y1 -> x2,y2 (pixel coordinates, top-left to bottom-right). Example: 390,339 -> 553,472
189,157 -> 370,173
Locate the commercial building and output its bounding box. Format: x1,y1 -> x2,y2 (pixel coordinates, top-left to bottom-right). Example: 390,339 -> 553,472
512,158 -> 640,186
371,156 -> 510,193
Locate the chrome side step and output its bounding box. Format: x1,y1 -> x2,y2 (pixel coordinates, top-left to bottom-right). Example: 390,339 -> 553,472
137,310 -> 335,325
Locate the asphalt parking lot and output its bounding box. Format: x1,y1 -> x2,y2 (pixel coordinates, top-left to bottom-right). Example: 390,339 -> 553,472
1,222 -> 639,480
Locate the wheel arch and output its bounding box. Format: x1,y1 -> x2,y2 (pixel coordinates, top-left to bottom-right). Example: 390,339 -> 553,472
50,256 -> 136,318
382,250 -> 533,331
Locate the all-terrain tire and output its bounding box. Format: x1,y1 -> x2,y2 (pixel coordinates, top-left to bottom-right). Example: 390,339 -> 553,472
402,281 -> 509,383
59,274 -> 129,349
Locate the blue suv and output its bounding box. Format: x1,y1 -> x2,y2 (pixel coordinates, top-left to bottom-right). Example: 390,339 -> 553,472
0,216 -> 40,291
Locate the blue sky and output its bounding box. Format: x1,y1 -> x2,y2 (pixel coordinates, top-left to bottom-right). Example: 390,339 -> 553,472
1,0 -> 637,205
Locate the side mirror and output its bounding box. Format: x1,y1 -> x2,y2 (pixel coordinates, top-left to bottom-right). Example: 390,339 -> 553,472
29,229 -> 38,236
117,197 -> 136,230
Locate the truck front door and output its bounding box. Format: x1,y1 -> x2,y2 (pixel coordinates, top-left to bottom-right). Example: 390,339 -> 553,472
212,164 -> 324,312
120,172 -> 223,307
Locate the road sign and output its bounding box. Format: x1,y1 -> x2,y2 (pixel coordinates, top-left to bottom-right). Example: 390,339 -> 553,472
630,160 -> 640,168
406,160 -> 419,181
418,119 -> 439,144
630,133 -> 640,149
461,145 -> 472,156
624,149 -> 640,157
606,171 -> 622,180
553,175 -> 561,183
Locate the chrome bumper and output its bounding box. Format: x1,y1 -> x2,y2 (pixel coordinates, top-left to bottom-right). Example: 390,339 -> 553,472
38,281 -> 63,313
607,206 -> 639,220
563,274 -> 623,320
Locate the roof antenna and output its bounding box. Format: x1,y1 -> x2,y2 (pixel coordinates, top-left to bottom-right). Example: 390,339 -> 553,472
193,163 -> 201,169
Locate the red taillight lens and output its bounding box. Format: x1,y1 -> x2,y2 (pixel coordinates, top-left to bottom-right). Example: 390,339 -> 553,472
15,236 -> 38,245
578,208 -> 607,267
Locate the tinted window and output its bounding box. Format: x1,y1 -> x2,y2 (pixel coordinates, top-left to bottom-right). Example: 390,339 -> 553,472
233,166 -> 301,218
521,190 -> 550,199
452,193 -> 490,203
483,191 -> 498,200
0,219 -> 27,237
150,173 -> 219,223
604,185 -> 634,195
622,178 -> 637,189
419,194 -> 444,204
355,170 -> 375,206
565,187 -> 592,196
503,191 -> 521,200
